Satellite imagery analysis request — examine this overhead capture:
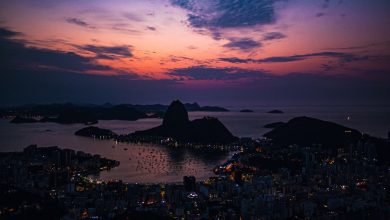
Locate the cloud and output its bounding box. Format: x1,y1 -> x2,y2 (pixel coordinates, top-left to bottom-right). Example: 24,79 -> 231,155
315,12 -> 325,17
65,17 -> 95,29
0,67 -> 177,105
2,64 -> 389,106
164,65 -> 390,106
260,56 -> 304,62
220,51 -> 356,63
167,55 -> 194,62
171,0 -> 281,40
322,0 -> 330,9
0,27 -> 22,38
0,27 -> 180,105
123,12 -> 144,22
111,25 -> 141,35
171,0 -> 278,29
219,51 -> 389,73
168,66 -> 267,81
2,27 -> 389,107
78,45 -> 133,59
8,0 -> 82,8
223,38 -> 262,51
324,41 -> 390,51
219,57 -> 257,63
0,27 -> 112,72
146,26 -> 156,31
188,45 -> 197,50
263,32 -> 286,41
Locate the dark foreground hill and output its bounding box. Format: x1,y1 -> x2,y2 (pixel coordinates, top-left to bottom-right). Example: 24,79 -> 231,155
264,116 -> 390,164
132,100 -> 237,144
264,116 -> 362,147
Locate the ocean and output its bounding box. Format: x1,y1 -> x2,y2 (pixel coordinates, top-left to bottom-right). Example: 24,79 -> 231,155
0,105 -> 389,183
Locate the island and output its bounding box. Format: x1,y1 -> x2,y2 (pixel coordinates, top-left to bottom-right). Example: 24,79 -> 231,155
267,109 -> 284,114
240,109 -> 254,113
130,100 -> 237,144
75,126 -> 118,139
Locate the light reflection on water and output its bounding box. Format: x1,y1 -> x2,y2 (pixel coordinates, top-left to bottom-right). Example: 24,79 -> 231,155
0,118 -> 229,183
91,142 -> 230,183
0,106 -> 389,183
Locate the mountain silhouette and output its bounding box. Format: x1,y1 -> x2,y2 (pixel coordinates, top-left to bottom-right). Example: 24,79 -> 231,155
162,100 -> 189,128
133,100 -> 236,144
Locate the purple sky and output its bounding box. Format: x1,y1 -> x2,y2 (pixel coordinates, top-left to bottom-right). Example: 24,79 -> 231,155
0,0 -> 389,106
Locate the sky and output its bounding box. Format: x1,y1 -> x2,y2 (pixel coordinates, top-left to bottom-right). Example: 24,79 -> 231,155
0,0 -> 389,106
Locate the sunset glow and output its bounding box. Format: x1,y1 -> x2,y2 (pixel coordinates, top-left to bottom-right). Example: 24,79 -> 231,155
1,0 -> 389,105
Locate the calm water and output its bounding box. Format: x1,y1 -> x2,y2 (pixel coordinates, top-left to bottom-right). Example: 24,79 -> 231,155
0,105 -> 389,183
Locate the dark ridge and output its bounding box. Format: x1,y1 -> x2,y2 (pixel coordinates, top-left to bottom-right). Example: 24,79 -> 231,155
51,108 -> 98,124
240,109 -> 254,113
119,102 -> 229,113
193,105 -> 229,112
10,116 -> 38,124
1,102 -> 228,124
95,105 -> 147,121
183,102 -> 201,110
263,121 -> 285,129
3,104 -> 147,124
